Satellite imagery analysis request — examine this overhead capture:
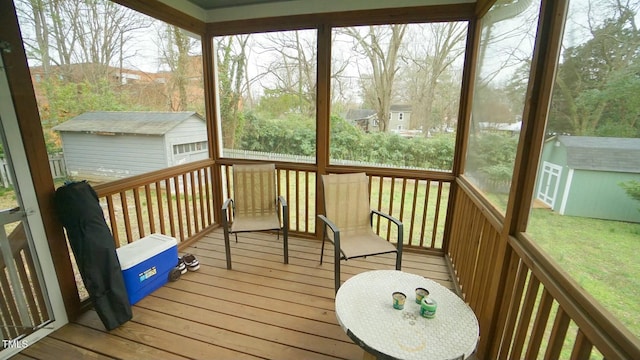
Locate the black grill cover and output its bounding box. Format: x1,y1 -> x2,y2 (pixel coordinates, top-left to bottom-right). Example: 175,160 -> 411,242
54,181 -> 132,330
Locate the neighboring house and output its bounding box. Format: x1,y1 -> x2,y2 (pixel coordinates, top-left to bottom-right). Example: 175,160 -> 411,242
388,104 -> 412,133
536,135 -> 640,223
53,111 -> 208,180
30,58 -> 204,112
345,109 -> 377,132
345,105 -> 414,135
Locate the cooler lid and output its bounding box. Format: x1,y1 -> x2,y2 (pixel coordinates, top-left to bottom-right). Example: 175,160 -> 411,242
116,233 -> 177,270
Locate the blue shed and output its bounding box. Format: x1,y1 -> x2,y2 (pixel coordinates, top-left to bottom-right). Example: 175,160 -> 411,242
536,136 -> 640,223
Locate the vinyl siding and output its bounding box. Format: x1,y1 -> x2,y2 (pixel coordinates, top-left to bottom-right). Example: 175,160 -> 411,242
563,170 -> 640,223
60,132 -> 166,179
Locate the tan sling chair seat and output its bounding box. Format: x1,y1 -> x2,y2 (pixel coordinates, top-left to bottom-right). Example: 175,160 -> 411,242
222,163 -> 289,269
318,172 -> 403,293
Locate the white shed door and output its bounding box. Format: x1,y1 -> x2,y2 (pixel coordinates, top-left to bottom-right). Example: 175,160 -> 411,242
537,161 -> 562,208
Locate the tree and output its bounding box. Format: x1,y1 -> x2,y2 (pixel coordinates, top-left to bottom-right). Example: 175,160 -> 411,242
342,25 -> 407,132
399,22 -> 467,134
17,0 -> 151,80
549,0 -> 640,136
215,34 -> 250,148
158,25 -> 200,111
256,31 -> 317,118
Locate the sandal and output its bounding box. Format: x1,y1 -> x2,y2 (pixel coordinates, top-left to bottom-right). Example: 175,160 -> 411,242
183,253 -> 200,272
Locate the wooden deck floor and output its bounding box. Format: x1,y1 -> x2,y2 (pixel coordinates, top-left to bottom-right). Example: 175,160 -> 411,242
12,228 -> 454,360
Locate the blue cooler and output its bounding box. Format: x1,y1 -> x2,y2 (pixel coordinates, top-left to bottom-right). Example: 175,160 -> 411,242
116,234 -> 178,305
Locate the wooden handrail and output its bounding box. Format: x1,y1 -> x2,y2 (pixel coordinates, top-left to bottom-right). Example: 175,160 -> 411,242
448,185 -> 640,359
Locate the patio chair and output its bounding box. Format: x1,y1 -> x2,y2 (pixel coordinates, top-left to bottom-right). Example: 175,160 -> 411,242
318,172 -> 403,293
222,163 -> 289,269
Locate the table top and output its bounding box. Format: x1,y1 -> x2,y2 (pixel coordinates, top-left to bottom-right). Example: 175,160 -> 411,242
335,270 -> 479,360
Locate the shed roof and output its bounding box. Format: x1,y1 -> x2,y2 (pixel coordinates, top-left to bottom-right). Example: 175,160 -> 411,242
559,135 -> 640,172
52,111 -> 204,135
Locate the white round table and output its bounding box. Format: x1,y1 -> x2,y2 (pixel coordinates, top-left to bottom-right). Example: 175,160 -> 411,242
335,270 -> 479,360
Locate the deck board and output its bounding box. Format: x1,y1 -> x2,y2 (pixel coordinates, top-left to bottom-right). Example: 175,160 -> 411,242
12,228 -> 454,360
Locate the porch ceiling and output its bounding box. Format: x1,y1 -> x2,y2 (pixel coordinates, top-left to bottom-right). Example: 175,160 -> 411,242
158,0 -> 476,22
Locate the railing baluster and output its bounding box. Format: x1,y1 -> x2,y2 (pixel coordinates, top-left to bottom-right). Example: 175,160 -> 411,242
571,330 -> 593,360
174,175 -> 185,241
165,178 -> 176,238
132,187 -> 144,238
204,166 -> 213,226
106,195 -> 119,246
182,173 -> 191,238
294,170 -> 299,232
198,168 -> 206,229
155,181 -> 165,234
306,171 -> 311,233
190,171 -> 199,234
544,307 -> 571,359
120,191 -> 133,244
525,289 -> 554,359
431,182 -> 444,248
144,184 -> 155,234
408,179 -> 419,246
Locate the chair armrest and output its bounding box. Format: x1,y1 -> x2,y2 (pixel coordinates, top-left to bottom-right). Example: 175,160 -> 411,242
278,196 -> 288,227
318,215 -> 340,236
371,209 -> 403,251
222,198 -> 233,226
222,198 -> 233,211
277,195 -> 287,207
371,209 -> 402,227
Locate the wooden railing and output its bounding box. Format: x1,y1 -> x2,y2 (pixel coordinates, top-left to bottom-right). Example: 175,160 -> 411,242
93,160 -> 217,248
65,156 -> 640,358
448,179 -> 640,359
220,161 -> 453,251
1,223 -> 50,341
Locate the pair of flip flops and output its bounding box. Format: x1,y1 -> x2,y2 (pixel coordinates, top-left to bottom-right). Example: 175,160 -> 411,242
176,253 -> 200,275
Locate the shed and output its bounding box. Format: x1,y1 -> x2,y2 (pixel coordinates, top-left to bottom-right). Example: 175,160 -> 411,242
53,111 -> 208,180
536,135 -> 640,223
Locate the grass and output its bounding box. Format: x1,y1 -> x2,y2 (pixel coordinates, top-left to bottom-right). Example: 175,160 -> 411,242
528,208 -> 640,340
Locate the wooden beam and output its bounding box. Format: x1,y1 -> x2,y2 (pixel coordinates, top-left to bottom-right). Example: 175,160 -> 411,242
315,24 -> 331,239
0,0 -> 80,319
484,0 -> 570,357
111,0 -> 206,34
475,0 -> 497,17
207,4 -> 475,36
505,0 -> 569,234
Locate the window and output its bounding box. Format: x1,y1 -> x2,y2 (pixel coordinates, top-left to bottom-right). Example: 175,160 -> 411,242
173,141 -> 208,155
330,23 -> 467,171
464,0 -> 541,213
214,30 -> 317,163
527,0 -> 640,340
16,0 -> 206,182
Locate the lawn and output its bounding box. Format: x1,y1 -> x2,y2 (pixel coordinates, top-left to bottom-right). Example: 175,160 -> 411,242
528,208 -> 640,340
